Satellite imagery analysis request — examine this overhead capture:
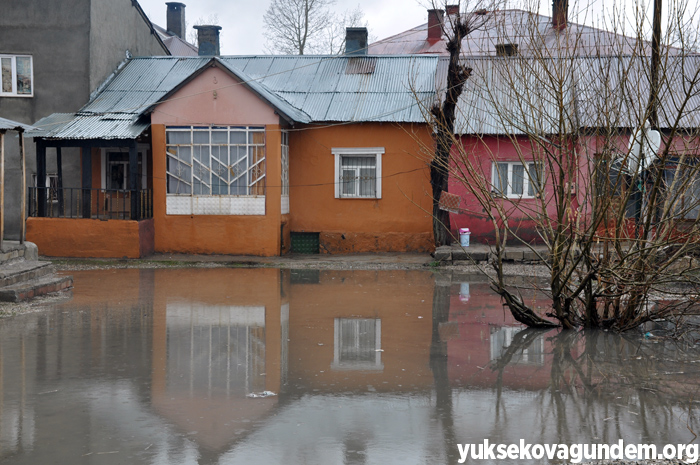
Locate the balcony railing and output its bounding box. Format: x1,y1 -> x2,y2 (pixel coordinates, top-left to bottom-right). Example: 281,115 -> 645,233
28,187 -> 153,220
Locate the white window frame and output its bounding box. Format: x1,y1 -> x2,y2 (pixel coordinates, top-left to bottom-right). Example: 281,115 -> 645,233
0,55 -> 33,97
491,161 -> 541,199
32,173 -> 58,202
489,326 -> 545,365
332,147 -> 383,199
165,126 -> 266,216
332,318 -> 383,371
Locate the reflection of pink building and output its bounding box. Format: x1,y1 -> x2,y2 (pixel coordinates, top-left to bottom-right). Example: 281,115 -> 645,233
446,280 -> 555,389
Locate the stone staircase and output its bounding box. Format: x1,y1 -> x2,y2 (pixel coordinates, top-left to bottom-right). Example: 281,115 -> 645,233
0,242 -> 73,302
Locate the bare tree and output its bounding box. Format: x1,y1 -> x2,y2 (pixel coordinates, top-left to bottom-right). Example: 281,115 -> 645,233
429,0 -> 505,246
263,0 -> 368,55
186,14 -> 221,48
422,0 -> 700,331
314,5 -> 368,55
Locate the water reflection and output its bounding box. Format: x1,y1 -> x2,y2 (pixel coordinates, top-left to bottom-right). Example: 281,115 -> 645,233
0,268 -> 698,464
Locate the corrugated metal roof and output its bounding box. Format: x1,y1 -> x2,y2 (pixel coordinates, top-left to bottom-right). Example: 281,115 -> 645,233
0,116 -> 34,132
454,57 -> 577,135
220,55 -> 439,123
29,113 -> 149,140
453,55 -> 700,135
32,54 -> 440,139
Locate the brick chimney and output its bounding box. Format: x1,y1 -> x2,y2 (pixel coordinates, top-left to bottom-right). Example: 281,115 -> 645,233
166,2 -> 186,39
427,9 -> 445,42
345,27 -> 368,55
446,4 -> 460,15
552,0 -> 568,30
194,25 -> 222,56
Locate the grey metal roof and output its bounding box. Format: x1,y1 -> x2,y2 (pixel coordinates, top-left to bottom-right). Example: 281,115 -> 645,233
453,55 -> 700,135
30,55 -> 440,140
219,55 -> 439,123
30,113 -> 150,140
0,116 -> 34,132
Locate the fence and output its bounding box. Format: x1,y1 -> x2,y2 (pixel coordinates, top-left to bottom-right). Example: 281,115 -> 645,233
28,187 -> 153,220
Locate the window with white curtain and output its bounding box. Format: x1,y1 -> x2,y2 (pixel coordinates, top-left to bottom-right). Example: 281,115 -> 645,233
332,148 -> 383,199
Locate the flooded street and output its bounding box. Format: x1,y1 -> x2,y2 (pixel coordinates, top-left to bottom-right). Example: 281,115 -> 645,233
1,268 -> 700,464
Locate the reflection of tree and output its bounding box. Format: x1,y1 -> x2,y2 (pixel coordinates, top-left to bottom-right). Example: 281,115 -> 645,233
488,328 -> 700,445
430,273 -> 459,464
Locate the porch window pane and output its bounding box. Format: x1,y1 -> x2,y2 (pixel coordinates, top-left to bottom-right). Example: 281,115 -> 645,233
193,130 -> 209,144
166,126 -> 266,198
249,130 -> 265,145
166,130 -> 190,145
230,131 -> 246,145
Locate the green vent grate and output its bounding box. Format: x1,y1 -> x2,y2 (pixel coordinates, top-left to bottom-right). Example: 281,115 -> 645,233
290,232 -> 320,254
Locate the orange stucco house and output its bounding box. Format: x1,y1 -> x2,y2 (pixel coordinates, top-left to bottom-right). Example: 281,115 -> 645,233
27,53 -> 439,257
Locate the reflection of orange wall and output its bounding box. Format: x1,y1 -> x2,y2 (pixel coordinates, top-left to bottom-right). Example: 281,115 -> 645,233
150,269 -> 285,452
289,124 -> 435,253
67,269 -> 145,306
288,270 -> 434,391
27,217 -> 153,258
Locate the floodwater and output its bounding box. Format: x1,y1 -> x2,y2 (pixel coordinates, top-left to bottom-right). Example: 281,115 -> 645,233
1,268 -> 699,465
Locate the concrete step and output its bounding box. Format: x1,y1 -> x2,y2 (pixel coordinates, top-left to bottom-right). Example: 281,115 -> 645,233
0,274 -> 73,302
0,260 -> 53,287
0,241 -> 38,265
434,244 -> 550,264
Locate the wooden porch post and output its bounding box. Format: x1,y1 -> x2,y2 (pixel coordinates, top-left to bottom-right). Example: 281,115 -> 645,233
36,140 -> 47,217
81,143 -> 92,218
19,130 -> 26,244
56,147 -> 64,216
0,130 -> 4,252
129,141 -> 138,220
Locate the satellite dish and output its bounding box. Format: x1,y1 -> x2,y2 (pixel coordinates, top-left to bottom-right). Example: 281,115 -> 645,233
627,123 -> 661,173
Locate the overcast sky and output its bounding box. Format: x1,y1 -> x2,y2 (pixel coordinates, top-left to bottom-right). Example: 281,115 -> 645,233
136,0 -> 659,55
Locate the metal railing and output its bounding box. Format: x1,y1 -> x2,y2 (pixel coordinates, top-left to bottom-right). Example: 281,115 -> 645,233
28,187 -> 153,220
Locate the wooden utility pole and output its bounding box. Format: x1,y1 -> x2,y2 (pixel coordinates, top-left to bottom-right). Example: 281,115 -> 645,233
650,0 -> 662,128
19,130 -> 26,244
0,131 -> 4,252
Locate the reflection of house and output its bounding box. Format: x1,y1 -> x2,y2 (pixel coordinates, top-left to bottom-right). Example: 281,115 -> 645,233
288,270 -> 434,393
28,29 -> 436,257
0,0 -> 171,242
446,279 -> 553,389
489,326 -> 545,365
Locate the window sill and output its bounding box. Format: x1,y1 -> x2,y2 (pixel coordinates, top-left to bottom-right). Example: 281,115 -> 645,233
0,94 -> 33,98
491,194 -> 539,200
